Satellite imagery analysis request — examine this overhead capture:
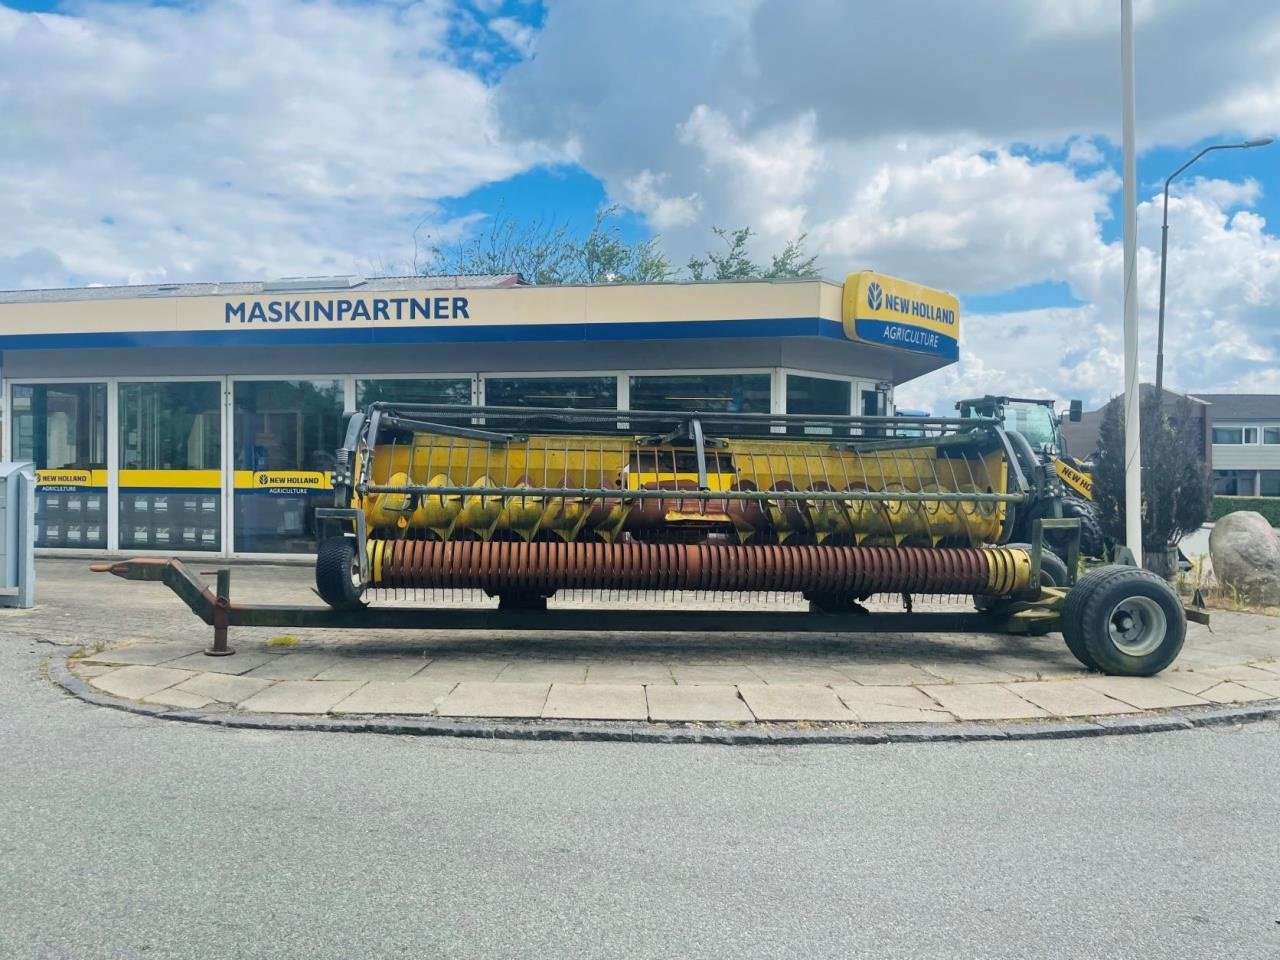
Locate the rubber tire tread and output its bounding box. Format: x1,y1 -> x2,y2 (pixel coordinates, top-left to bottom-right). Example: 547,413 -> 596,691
1060,495 -> 1107,560
315,536 -> 365,610
1075,566 -> 1186,676
1059,565 -> 1132,670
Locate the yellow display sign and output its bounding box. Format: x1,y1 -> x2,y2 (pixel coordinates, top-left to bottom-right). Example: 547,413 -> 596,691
842,271 -> 960,359
119,469 -> 223,489
36,469 -> 107,487
234,470 -> 332,492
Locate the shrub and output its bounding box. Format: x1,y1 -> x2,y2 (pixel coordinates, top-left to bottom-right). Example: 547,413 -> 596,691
1210,496 -> 1280,527
1094,392 -> 1211,552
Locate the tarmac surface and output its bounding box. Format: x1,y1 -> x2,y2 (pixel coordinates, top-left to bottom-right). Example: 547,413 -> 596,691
5,601 -> 1280,958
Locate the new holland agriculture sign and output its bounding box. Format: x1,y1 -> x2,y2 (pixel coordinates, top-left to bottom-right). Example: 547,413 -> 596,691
842,271 -> 960,360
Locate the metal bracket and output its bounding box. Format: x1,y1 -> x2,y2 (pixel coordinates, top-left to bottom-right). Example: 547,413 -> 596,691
1034,516 -> 1082,585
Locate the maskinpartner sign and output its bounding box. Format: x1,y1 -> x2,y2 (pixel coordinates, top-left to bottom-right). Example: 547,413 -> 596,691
224,295 -> 470,324
842,271 -> 959,360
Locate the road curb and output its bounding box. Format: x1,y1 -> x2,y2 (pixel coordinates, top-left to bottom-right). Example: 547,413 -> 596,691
50,657 -> 1280,746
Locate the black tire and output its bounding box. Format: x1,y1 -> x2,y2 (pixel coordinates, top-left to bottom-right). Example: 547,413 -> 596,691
1059,565 -> 1130,670
974,543 -> 1067,611
316,536 -> 366,610
1060,495 -> 1107,559
1063,565 -> 1185,676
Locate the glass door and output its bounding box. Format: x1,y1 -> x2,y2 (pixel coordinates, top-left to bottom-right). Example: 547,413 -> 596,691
117,380 -> 224,552
232,379 -> 344,553
11,382 -> 109,549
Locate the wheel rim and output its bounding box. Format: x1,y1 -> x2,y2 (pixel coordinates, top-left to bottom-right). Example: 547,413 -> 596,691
1106,595 -> 1166,657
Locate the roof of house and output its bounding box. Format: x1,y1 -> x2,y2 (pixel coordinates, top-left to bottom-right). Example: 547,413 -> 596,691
0,274 -> 525,305
1188,393 -> 1280,421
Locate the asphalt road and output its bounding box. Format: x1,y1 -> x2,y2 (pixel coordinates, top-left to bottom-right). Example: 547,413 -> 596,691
3,634 -> 1279,958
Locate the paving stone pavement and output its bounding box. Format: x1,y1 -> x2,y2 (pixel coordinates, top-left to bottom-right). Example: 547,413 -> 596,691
24,557 -> 1280,726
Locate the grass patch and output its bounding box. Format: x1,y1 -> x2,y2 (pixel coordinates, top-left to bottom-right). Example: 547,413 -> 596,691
267,634 -> 302,647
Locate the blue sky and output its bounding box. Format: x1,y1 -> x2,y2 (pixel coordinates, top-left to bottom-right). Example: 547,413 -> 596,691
2,0 -> 1278,410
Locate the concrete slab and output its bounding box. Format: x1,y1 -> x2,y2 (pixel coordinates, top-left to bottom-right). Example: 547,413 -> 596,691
644,684 -> 753,723
143,688 -> 214,710
164,650 -> 281,676
746,664 -> 851,684
921,663 -> 1024,685
833,685 -> 956,723
416,658 -> 508,682
70,662 -> 116,678
1001,680 -> 1138,717
174,672 -> 274,705
1240,678 -> 1280,698
1184,681 -> 1275,704
83,643 -> 203,666
584,662 -> 675,685
236,680 -> 365,714
331,680 -> 458,715
436,681 -> 550,718
542,683 -> 648,721
241,654 -> 346,681
670,664 -> 762,685
90,665 -> 195,700
313,658 -> 428,682
834,663 -> 940,686
1079,676 -> 1209,710
1188,664 -> 1280,684
920,684 -> 1049,720
737,684 -> 855,722
496,661 -> 588,683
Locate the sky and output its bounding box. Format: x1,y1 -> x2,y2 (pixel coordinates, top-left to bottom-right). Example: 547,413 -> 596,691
1,0 -> 1278,413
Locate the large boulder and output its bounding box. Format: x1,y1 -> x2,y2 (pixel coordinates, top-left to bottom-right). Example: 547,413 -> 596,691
1209,511 -> 1280,605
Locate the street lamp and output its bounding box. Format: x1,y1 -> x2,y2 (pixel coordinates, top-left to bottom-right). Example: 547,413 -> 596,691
1154,136 -> 1275,394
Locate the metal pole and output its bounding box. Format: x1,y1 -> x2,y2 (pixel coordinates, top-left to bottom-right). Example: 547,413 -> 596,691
1155,186 -> 1170,396
1154,139 -> 1273,393
1120,0 -> 1143,567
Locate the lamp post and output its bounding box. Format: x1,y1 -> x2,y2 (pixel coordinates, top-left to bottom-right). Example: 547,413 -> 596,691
1154,136 -> 1275,394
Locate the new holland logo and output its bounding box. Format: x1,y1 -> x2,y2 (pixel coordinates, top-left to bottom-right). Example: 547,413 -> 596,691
866,281 -> 884,311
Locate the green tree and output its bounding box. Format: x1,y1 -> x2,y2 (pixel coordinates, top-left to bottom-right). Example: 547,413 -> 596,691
420,210 -> 821,285
420,205 -> 673,285
1094,391 -> 1211,573
686,226 -> 819,281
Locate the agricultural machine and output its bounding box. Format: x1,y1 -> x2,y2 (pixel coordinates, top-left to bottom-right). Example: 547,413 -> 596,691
95,403 -> 1196,678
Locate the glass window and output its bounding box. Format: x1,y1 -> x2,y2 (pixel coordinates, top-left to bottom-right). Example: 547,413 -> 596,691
12,383 -> 107,469
629,374 -> 770,414
786,375 -> 851,415
11,383 -> 109,549
357,378 -> 471,408
1004,402 -> 1060,453
1265,427 -> 1280,445
1213,427 -> 1243,444
1261,471 -> 1280,497
1214,470 -> 1257,496
1245,427 -> 1259,444
118,382 -> 223,552
484,376 -> 617,409
233,379 -> 344,553
119,382 -> 220,470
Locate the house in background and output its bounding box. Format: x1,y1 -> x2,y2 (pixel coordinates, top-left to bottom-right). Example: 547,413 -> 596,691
1057,385 -> 1212,465
1190,394 -> 1280,496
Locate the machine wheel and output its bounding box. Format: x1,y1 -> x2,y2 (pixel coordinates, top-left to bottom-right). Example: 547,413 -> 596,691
316,536 -> 366,610
973,543 -> 1067,611
1061,565 -> 1185,676
1060,495 -> 1107,559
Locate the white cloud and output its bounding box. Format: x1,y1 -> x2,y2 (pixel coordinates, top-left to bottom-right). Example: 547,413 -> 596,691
0,0 -> 543,287
620,170 -> 701,230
